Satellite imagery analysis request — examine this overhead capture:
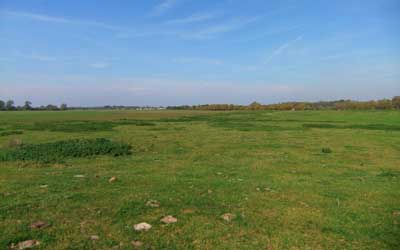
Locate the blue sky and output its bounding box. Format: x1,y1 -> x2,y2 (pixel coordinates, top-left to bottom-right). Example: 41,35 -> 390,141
0,0 -> 399,106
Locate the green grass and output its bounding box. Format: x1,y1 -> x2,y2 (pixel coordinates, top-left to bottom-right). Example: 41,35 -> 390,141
0,110 -> 399,250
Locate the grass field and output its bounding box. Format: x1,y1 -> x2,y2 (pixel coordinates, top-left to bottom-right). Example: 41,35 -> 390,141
0,110 -> 399,250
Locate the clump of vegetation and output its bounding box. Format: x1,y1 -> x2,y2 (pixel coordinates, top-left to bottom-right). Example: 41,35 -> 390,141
304,123 -> 400,131
23,121 -> 116,133
377,170 -> 399,178
0,131 -> 23,137
322,148 -> 332,154
8,138 -> 23,148
0,138 -> 131,163
19,120 -> 156,133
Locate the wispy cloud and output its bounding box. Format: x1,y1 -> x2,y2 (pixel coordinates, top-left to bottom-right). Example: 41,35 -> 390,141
89,62 -> 110,69
266,35 -> 303,63
173,57 -> 223,65
115,15 -> 263,40
181,16 -> 263,39
150,0 -> 179,16
166,11 -> 222,25
2,10 -> 122,31
14,51 -> 57,62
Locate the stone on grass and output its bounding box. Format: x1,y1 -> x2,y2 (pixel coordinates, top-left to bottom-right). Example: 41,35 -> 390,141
9,138 -> 23,148
90,235 -> 100,241
39,185 -> 48,189
11,240 -> 40,249
30,221 -> 49,230
160,215 -> 177,224
134,222 -> 152,231
74,174 -> 85,178
146,200 -> 160,208
131,241 -> 143,248
108,176 -> 117,183
221,213 -> 236,222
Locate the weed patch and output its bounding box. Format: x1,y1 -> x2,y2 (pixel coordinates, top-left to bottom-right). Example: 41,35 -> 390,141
0,138 -> 131,163
303,123 -> 400,131
377,170 -> 400,178
0,131 -> 23,137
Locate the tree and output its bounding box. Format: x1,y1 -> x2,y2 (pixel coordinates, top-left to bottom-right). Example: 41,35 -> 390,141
392,96 -> 400,109
0,100 -> 5,110
376,99 -> 393,110
249,101 -> 262,110
46,104 -> 59,111
6,100 -> 15,110
23,101 -> 32,110
60,103 -> 68,110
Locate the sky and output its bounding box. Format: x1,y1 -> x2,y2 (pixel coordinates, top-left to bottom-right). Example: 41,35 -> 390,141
0,0 -> 399,106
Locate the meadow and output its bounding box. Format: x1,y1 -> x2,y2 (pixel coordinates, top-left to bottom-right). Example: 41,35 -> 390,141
0,110 -> 399,250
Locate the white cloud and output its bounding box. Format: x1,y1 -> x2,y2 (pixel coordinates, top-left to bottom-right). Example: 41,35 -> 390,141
89,62 -> 110,69
150,0 -> 179,16
166,12 -> 222,25
181,16 -> 263,39
2,10 -> 122,31
14,51 -> 57,62
266,35 -> 303,63
173,57 -> 223,65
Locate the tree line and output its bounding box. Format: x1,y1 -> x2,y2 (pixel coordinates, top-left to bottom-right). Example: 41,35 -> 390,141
167,96 -> 400,111
0,100 -> 68,111
1,96 -> 399,111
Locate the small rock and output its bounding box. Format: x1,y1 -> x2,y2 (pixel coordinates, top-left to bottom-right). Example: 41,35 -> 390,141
39,185 -> 48,189
108,176 -> 117,183
160,215 -> 177,224
30,221 -> 49,230
134,222 -> 152,231
221,213 -> 236,222
131,241 -> 143,248
256,187 -> 261,191
9,138 -> 23,148
207,189 -> 213,194
11,240 -> 40,249
74,175 -> 85,178
90,235 -> 100,241
146,200 -> 160,208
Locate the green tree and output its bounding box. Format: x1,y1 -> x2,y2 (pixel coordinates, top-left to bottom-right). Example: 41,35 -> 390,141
6,100 -> 15,110
23,101 -> 32,110
0,100 -> 5,110
46,104 -> 59,111
60,103 -> 68,110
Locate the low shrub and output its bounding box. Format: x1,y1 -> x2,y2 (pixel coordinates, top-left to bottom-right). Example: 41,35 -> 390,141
0,138 -> 131,163
322,148 -> 332,154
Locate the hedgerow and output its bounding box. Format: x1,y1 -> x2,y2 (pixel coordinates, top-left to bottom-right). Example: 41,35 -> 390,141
0,138 -> 131,163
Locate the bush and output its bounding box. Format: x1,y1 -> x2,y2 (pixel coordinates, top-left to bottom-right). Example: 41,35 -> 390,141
322,148 -> 332,154
0,138 -> 131,163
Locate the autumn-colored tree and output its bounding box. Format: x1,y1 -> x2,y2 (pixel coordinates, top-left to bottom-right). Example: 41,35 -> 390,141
392,96 -> 400,109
